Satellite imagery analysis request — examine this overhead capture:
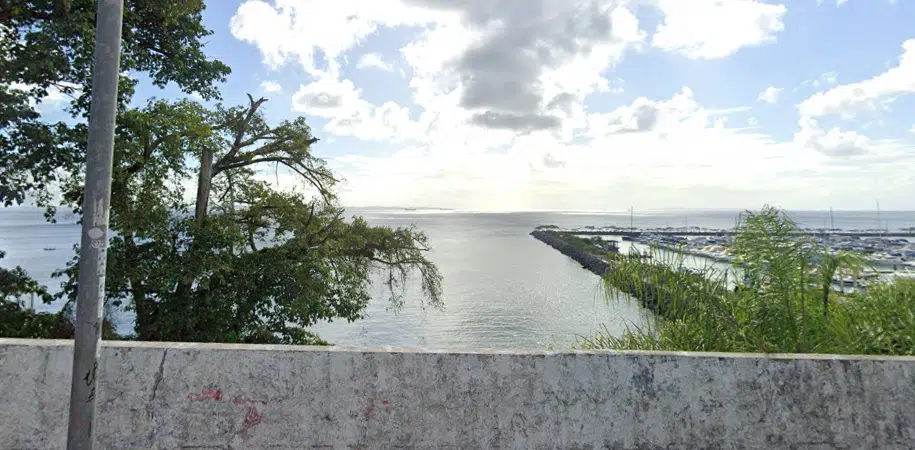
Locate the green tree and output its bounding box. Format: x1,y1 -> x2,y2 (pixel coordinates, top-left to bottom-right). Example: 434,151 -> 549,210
1,250 -> 121,339
1,1 -> 444,344
52,95 -> 442,344
0,250 -> 71,338
1,0 -> 231,208
813,248 -> 865,317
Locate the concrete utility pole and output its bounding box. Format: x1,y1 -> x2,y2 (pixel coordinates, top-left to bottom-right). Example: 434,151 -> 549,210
66,1 -> 124,449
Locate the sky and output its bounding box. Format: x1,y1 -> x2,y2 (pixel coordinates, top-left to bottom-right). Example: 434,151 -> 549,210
33,0 -> 915,211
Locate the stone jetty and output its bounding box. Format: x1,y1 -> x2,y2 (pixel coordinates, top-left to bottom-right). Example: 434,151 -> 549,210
530,230 -> 610,275
531,229 -> 722,316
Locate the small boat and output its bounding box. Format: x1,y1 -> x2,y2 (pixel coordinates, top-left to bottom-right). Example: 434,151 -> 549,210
43,247 -> 56,251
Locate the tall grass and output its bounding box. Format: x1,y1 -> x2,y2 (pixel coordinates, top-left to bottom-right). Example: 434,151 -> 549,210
580,205 -> 915,356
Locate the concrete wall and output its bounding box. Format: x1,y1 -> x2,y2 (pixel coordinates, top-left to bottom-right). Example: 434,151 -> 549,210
1,339 -> 914,449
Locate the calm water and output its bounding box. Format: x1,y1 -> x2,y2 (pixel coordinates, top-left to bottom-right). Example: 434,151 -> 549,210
2,207 -> 914,349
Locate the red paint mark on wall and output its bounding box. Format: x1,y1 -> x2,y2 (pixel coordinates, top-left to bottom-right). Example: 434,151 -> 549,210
364,398 -> 391,419
233,395 -> 267,435
186,384 -> 222,401
184,389 -> 267,437
242,406 -> 264,429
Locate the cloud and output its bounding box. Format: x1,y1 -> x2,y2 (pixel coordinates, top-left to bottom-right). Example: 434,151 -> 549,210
814,72 -> 838,88
542,152 -> 566,168
230,0 -> 791,135
757,86 -> 782,103
291,74 -> 420,142
329,88 -> 849,210
798,39 -> 915,118
261,80 -> 282,93
651,0 -> 787,59
357,53 -> 393,71
469,111 -> 562,133
231,0 -> 648,136
588,87 -> 700,136
326,85 -> 914,210
794,117 -> 869,157
230,0 -> 915,210
229,0 -> 439,74
291,76 -> 359,115
406,0 -> 645,131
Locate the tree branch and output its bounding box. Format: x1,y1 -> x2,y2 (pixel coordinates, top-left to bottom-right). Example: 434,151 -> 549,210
213,156 -> 289,174
214,93 -> 268,168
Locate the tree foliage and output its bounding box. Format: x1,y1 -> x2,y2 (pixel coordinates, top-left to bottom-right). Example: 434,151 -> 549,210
1,0 -> 230,208
1,251 -> 123,339
0,250 -> 71,338
0,0 -> 443,344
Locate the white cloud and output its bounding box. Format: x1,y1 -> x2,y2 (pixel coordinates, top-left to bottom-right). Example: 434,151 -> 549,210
291,74 -> 420,142
230,0 -> 915,210
261,80 -> 282,93
587,87 -> 703,136
794,117 -> 870,157
798,39 -> 915,118
333,89 -> 862,210
357,53 -> 393,71
230,0 -> 442,75
757,86 -> 782,103
811,71 -> 838,88
651,0 -> 787,59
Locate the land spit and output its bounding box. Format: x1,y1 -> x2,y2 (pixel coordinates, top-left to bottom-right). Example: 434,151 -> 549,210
530,229 -> 718,314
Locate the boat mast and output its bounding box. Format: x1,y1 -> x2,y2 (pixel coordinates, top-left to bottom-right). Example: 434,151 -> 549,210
876,200 -> 881,234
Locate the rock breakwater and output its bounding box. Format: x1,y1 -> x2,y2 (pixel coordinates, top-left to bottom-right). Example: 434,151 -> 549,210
530,230 -> 610,275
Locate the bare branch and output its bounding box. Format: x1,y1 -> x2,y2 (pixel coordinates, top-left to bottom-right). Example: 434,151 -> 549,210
214,94 -> 269,168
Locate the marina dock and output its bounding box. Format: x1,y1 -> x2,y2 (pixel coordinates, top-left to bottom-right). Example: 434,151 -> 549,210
561,229 -> 915,238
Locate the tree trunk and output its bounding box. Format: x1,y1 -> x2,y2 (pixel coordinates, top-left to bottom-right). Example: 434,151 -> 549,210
173,147 -> 213,318
125,233 -> 156,340
195,147 -> 214,227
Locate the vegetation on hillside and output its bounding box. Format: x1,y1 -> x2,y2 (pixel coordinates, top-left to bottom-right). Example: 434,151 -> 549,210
581,206 -> 915,356
0,0 -> 442,344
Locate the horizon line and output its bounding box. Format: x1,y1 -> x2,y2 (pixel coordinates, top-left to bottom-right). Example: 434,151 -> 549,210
345,206 -> 915,213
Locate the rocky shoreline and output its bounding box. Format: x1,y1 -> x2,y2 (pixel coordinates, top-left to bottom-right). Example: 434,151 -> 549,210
530,230 -> 610,276
530,229 -> 679,314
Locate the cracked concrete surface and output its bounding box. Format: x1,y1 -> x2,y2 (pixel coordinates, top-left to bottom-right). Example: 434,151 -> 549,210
1,339 -> 914,449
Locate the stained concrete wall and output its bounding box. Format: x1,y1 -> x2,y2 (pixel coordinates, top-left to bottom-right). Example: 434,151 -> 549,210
1,339 -> 914,449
